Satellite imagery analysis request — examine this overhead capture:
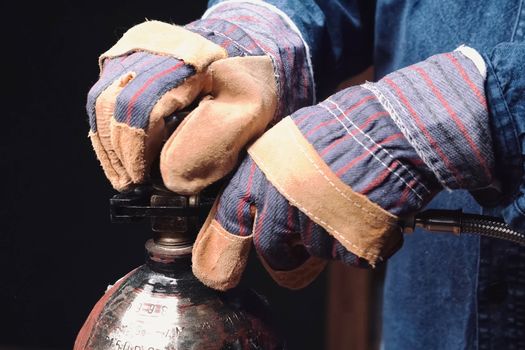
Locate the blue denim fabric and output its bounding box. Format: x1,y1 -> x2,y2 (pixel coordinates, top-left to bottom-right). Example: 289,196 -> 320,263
478,42 -> 525,350
374,3 -> 525,348
383,191 -> 482,349
484,43 -> 525,227
207,0 -> 525,348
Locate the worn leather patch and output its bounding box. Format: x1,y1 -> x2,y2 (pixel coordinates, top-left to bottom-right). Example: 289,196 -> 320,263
99,20 -> 228,71
248,117 -> 402,265
192,200 -> 252,291
192,196 -> 327,291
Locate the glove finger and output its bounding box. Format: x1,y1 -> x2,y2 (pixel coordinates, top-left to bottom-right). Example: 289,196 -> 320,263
87,52 -> 151,132
251,181 -> 326,290
192,156 -> 261,291
88,53 -> 158,190
211,157 -> 327,290
110,55 -> 199,185
160,55 -> 277,195
303,219 -> 370,267
332,241 -> 373,267
90,72 -> 136,190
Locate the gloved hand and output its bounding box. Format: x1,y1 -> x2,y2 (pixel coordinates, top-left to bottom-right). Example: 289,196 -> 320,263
192,47 -> 495,291
86,2 -> 313,193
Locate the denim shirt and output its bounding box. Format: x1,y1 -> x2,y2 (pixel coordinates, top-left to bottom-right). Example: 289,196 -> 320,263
208,0 -> 525,348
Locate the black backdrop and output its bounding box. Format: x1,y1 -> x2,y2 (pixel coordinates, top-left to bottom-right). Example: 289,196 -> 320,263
1,1 -> 326,349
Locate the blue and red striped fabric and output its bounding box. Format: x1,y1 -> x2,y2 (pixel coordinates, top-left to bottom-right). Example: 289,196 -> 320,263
211,50 -> 494,272
212,87 -> 436,271
188,1 -> 314,119
292,86 -> 440,216
365,50 -> 494,190
87,52 -> 195,132
215,156 -> 367,271
88,2 -> 312,136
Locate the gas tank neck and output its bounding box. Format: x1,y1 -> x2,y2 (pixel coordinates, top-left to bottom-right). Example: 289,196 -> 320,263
145,238 -> 193,275
150,185 -> 202,247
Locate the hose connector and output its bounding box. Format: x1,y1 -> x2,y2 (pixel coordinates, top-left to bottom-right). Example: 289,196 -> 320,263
402,209 -> 525,246
403,209 -> 462,234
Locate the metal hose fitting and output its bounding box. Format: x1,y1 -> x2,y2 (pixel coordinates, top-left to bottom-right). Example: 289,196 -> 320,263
403,209 -> 525,246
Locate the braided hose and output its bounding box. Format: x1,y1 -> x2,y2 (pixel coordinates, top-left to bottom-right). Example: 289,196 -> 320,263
405,209 -> 525,246
461,214 -> 525,245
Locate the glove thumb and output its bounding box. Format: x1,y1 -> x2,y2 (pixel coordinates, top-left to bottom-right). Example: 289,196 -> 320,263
192,198 -> 253,291
160,55 -> 278,195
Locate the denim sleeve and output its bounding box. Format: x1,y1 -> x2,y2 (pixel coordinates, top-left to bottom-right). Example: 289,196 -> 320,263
482,43 -> 525,231
207,0 -> 376,95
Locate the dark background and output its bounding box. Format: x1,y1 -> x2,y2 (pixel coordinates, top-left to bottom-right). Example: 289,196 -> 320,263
1,1 -> 327,349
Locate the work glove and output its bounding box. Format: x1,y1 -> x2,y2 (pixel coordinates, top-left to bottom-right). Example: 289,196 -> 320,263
86,2 -> 313,193
192,47 -> 495,291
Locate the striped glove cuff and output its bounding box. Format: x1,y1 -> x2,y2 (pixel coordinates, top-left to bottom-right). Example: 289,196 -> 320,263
293,48 -> 493,216
364,48 -> 494,190
292,86 -> 440,217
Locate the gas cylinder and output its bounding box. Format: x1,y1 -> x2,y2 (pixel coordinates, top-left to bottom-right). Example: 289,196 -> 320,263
74,185 -> 284,349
